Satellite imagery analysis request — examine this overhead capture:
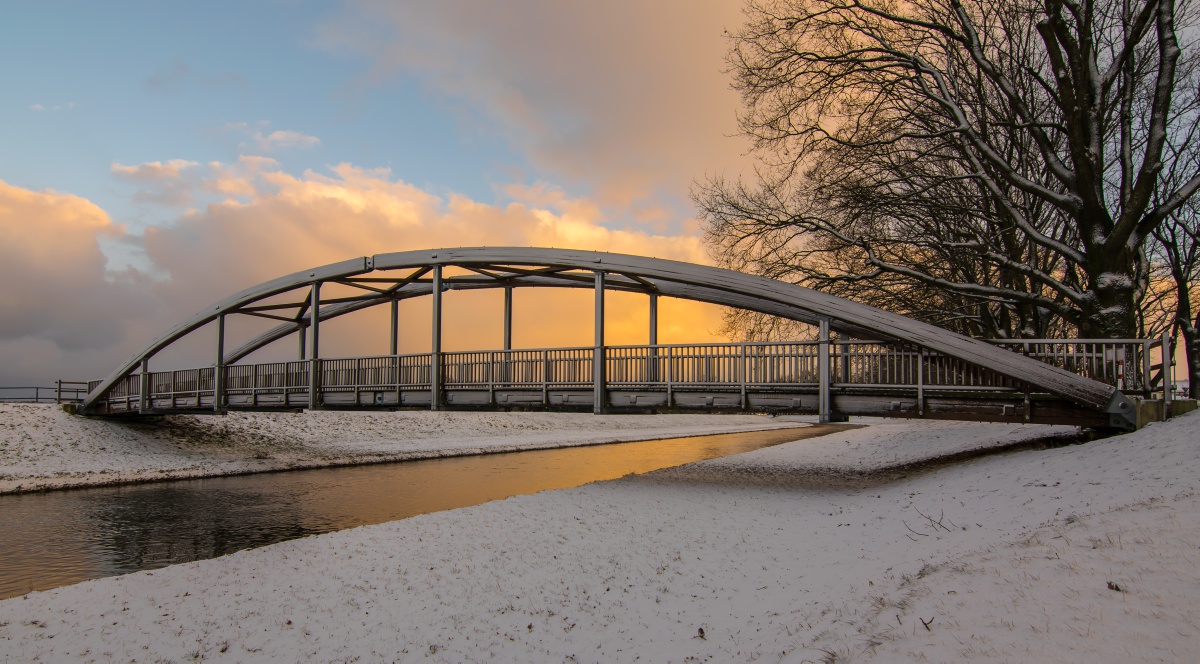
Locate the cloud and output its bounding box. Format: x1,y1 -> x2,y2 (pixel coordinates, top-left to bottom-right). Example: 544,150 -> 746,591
111,160 -> 202,206
144,60 -> 248,93
0,180 -> 149,363
218,121 -> 320,153
316,1 -> 752,215
0,162 -> 728,384
30,101 -> 76,112
252,129 -> 320,151
111,160 -> 199,182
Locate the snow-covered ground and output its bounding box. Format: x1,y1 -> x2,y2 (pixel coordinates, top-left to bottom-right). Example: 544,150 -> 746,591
3,412 -> 1194,661
0,404 -> 808,494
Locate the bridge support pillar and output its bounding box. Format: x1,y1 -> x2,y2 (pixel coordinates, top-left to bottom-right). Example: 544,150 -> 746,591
431,265 -> 443,411
308,283 -> 321,410
594,270 -> 606,414
504,286 -> 513,351
390,300 -> 399,356
649,293 -> 658,383
215,314 -> 225,412
139,359 -> 149,414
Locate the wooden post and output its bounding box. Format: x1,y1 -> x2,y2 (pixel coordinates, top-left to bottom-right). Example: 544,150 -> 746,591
308,283 -> 321,410
431,265 -> 443,411
214,314 -> 225,412
594,270 -> 606,414
818,317 -> 831,422
298,326 -> 306,360
140,359 -> 150,414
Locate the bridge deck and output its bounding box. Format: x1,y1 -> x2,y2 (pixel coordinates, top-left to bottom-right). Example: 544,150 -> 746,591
84,339 -> 1162,428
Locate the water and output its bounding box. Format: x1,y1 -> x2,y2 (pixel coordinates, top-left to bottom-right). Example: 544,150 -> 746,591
0,426 -> 839,599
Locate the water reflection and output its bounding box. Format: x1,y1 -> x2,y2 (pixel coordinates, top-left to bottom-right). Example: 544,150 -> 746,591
0,426 -> 832,599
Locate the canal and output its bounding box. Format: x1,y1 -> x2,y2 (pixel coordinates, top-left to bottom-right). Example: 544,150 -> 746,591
0,425 -> 841,599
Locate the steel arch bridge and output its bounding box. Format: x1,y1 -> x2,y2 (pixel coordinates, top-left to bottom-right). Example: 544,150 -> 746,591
80,247 -> 1143,429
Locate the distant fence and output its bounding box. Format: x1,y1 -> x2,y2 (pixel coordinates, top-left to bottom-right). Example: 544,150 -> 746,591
0,381 -> 89,404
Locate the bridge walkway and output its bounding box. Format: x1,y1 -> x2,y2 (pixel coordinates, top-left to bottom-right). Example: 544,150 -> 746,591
85,337 -> 1169,429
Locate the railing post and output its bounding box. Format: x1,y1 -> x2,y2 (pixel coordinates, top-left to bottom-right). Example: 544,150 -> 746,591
431,265 -> 443,411
739,343 -> 748,410
916,347 -> 926,417
1143,339 -> 1152,394
542,349 -> 550,406
140,359 -> 150,414
666,345 -> 673,407
488,351 -> 495,407
308,283 -> 321,410
818,318 -> 832,422
594,270 -> 606,414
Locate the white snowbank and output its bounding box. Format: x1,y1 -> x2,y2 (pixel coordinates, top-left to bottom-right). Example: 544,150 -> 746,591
0,404 -> 805,494
3,413 -> 1191,661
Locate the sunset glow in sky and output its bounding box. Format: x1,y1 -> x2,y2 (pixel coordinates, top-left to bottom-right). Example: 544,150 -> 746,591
0,1 -> 752,384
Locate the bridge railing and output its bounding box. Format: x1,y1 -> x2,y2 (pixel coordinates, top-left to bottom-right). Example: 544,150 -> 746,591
80,336 -> 1170,413
0,382 -> 89,404
986,339 -> 1158,392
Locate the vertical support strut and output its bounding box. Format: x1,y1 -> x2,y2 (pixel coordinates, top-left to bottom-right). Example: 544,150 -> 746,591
818,317 -> 831,423
502,285 -> 513,387
214,314 -> 225,412
648,293 -> 658,383
431,265 -> 443,411
308,283 -> 321,410
594,270 -> 606,414
503,286 -> 513,351
390,299 -> 399,356
139,358 -> 150,414
298,326 -> 306,360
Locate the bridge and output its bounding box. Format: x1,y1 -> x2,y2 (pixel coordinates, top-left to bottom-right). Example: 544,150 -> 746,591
78,248 -> 1176,430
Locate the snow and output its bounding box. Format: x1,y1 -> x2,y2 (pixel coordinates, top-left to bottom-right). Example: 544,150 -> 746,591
1,409 -> 1197,661
0,404 -> 804,494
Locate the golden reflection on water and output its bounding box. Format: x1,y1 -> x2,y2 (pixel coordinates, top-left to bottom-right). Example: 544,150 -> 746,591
0,426 -> 829,599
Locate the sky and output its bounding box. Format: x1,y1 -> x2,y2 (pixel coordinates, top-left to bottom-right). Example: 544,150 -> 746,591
0,0 -> 753,385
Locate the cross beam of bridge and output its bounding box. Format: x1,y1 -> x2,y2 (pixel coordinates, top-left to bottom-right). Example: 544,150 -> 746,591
80,248 -> 1162,430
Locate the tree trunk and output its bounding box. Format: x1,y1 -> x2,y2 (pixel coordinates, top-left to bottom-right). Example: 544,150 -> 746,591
1175,277 -> 1200,398
1080,249 -> 1142,338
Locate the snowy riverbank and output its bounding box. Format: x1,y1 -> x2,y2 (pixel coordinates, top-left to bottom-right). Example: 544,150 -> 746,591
4,413 -> 1190,661
0,404 -> 811,494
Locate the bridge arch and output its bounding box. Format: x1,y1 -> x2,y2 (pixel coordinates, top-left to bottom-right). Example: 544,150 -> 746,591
82,247 -> 1135,427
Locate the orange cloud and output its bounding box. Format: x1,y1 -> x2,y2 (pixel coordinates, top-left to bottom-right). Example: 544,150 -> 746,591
0,180 -> 148,359
142,160 -> 725,360
0,163 -> 730,384
317,0 -> 752,213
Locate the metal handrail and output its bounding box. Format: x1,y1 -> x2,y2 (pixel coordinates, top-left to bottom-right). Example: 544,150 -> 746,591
80,336 -> 1169,414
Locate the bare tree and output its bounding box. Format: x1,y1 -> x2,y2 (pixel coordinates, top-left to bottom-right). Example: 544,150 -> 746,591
700,0 -> 1200,340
